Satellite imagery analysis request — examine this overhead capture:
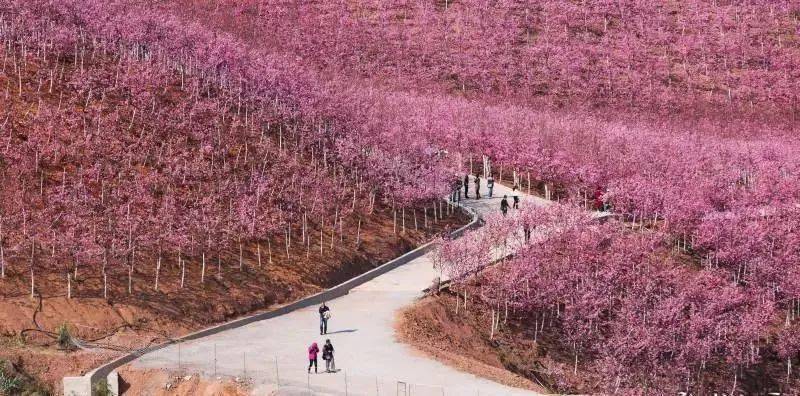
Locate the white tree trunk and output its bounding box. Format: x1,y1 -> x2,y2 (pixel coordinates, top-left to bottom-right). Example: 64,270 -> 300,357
356,218 -> 362,247
154,254 -> 161,291
180,257 -> 185,288
201,251 -> 206,284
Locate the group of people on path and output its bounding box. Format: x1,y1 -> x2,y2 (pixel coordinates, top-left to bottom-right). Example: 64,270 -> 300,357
452,173 -> 496,201
308,302 -> 337,374
307,339 -> 336,374
452,174 -> 522,216
499,185 -> 521,216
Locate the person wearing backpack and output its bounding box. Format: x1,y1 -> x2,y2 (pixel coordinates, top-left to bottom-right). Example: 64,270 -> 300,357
322,339 -> 336,373
319,302 -> 331,335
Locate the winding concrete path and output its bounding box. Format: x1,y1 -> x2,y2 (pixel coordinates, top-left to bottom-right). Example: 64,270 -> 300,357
132,178 -> 548,396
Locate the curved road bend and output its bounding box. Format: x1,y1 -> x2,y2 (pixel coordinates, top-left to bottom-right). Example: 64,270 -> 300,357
132,178 -> 549,396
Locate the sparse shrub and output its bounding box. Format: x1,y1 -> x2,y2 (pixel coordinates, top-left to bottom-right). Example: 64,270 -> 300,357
56,323 -> 74,351
0,367 -> 20,395
93,379 -> 114,396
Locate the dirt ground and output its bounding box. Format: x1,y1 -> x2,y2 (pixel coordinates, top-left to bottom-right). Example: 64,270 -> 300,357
396,291 -> 551,394
118,367 -> 250,396
0,205 -> 470,394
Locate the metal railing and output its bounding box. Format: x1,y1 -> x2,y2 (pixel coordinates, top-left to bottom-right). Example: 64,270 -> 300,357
136,345 -> 511,396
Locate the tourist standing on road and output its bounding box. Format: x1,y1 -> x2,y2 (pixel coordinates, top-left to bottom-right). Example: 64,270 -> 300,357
512,185 -> 520,209
463,174 -> 469,198
500,195 -> 509,216
487,175 -> 495,197
523,221 -> 532,243
308,342 -> 319,373
452,178 -> 461,202
322,339 -> 336,373
319,302 -> 331,335
474,174 -> 481,199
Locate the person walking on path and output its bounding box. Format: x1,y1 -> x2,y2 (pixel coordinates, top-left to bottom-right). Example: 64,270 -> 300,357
512,185 -> 520,209
500,195 -> 509,216
319,302 -> 331,335
463,174 -> 469,198
523,221 -> 532,243
487,175 -> 495,197
453,178 -> 462,202
474,174 -> 481,199
308,342 -> 319,373
322,339 -> 336,373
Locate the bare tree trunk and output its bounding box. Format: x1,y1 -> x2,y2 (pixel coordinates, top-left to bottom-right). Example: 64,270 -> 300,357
285,229 -> 290,259
0,220 -> 4,278
355,218 -> 362,247
490,308 -> 496,339
127,247 -> 135,295
30,241 -> 35,299
180,251 -> 185,288
257,244 -> 262,268
201,251 -> 206,284
154,253 -> 161,291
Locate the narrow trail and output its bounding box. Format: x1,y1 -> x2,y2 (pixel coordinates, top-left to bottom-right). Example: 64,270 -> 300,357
132,178 -> 548,396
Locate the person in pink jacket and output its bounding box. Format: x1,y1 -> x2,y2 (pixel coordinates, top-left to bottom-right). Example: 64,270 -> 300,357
307,342 -> 319,373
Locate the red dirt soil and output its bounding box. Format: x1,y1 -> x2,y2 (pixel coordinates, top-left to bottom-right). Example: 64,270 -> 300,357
397,291 -> 550,394
118,367 -> 250,396
0,206 -> 469,393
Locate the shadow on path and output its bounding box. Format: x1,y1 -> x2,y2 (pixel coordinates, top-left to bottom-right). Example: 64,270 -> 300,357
323,329 -> 358,335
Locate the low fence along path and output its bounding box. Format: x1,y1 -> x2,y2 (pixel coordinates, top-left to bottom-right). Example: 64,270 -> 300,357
131,178 -> 548,395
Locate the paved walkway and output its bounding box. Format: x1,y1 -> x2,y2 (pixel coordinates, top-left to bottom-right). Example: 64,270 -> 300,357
132,178 -> 548,396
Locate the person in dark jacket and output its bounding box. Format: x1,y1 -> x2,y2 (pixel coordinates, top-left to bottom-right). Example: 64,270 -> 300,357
322,339 -> 336,373
308,342 -> 319,373
463,174 -> 469,198
523,221 -> 532,243
474,174 -> 481,199
487,176 -> 495,197
452,178 -> 462,202
319,302 -> 330,335
500,195 -> 509,216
